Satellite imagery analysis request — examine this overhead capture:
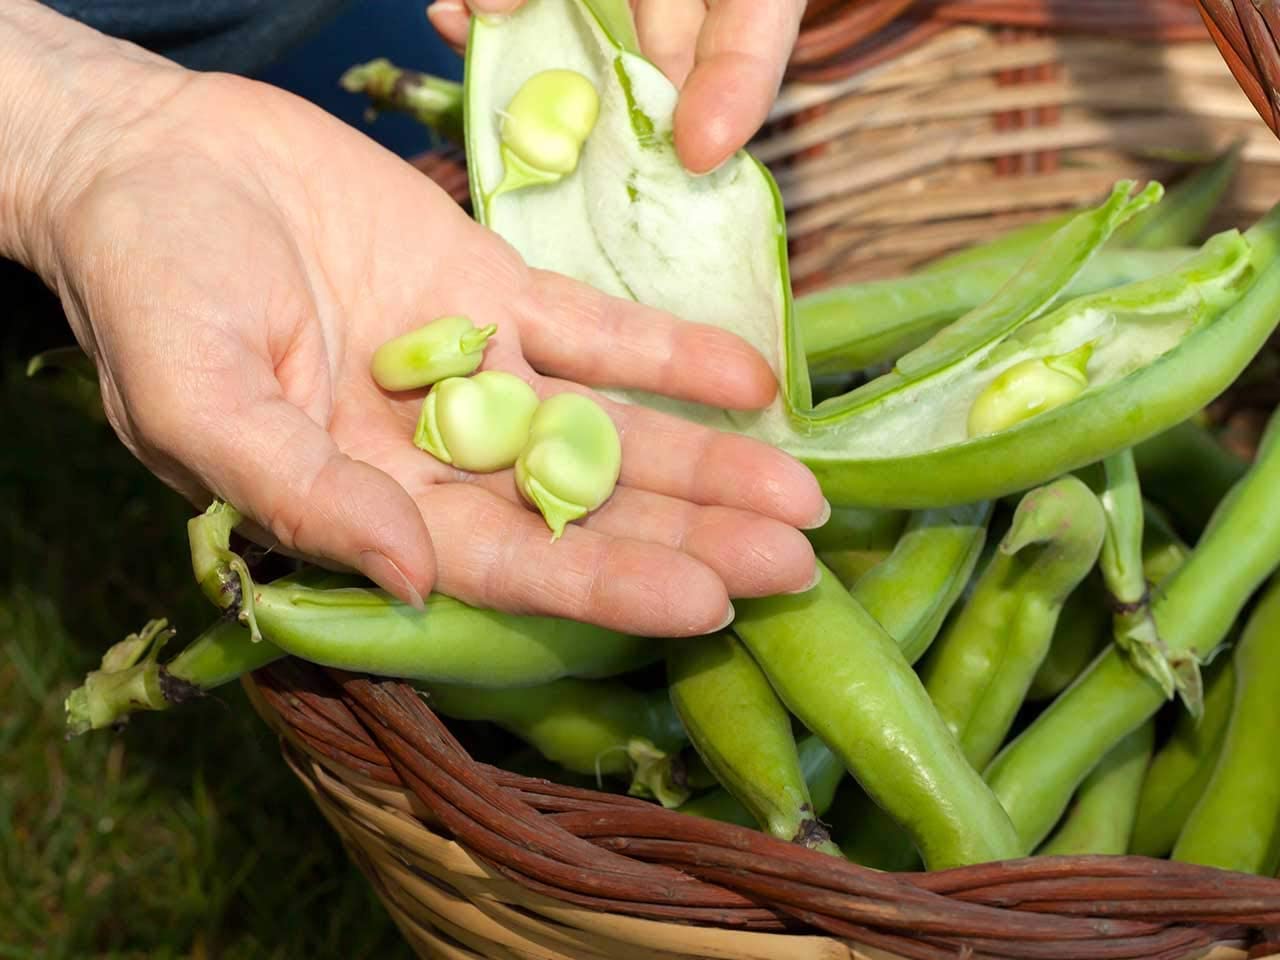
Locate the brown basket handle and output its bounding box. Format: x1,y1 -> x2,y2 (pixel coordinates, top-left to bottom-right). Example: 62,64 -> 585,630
1198,0 -> 1280,136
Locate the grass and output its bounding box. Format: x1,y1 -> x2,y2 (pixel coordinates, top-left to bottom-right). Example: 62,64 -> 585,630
0,262 -> 413,959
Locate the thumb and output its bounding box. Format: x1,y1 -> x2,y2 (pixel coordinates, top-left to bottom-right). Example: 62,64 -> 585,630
163,382 -> 436,608
466,0 -> 524,13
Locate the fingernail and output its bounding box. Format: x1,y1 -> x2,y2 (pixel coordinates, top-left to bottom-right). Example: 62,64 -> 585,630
786,566 -> 822,595
714,603 -> 736,632
359,550 -> 426,610
800,498 -> 832,531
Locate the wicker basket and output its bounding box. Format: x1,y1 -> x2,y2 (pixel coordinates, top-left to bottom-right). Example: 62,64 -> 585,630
247,4 -> 1280,958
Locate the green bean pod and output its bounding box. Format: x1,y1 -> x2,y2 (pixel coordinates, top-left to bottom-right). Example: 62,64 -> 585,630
919,476 -> 1106,770
1132,419 -> 1246,540
188,503 -> 656,688
1027,575 -> 1110,702
797,247 -> 1192,375
1109,142 -> 1241,250
829,781 -> 922,872
1130,655 -> 1236,858
64,569 -> 360,735
1172,577 -> 1280,875
800,145 -> 1241,373
804,506 -> 906,553
667,633 -> 838,852
985,407 -> 1280,853
850,502 -> 992,664
677,734 -> 844,832
797,505 -> 990,866
734,563 -> 1021,869
1029,508 -> 1186,704
1037,720 -> 1155,857
421,678 -> 688,806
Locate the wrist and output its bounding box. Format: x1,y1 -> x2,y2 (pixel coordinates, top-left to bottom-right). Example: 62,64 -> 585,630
0,1 -> 182,282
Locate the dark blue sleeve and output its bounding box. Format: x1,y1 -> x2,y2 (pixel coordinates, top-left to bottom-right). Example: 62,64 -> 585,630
41,0 -> 355,75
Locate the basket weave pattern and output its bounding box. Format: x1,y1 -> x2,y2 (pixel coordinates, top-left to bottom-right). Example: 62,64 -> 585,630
244,662 -> 1280,959
253,4 -> 1280,958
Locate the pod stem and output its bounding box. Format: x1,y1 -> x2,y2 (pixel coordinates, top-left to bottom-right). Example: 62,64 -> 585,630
339,59 -> 464,143
64,619 -> 201,735
622,739 -> 690,809
188,501 -> 262,642
1096,450 -> 1203,714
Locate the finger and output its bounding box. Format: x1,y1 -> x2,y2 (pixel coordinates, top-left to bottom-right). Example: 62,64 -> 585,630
518,267 -> 778,411
634,0 -> 706,88
542,377 -> 829,530
471,470 -> 818,597
673,0 -> 805,173
426,0 -> 470,50
140,354 -> 437,607
466,0 -> 523,12
418,482 -> 734,636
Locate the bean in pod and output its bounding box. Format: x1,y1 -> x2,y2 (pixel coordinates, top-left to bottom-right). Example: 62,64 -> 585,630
1171,575 -> 1280,875
734,563 -> 1022,869
667,633 -> 840,853
421,677 -> 689,806
491,68 -> 600,204
919,475 -> 1106,770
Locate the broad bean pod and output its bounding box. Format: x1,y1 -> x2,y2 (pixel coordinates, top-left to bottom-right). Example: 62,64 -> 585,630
800,146 -> 1239,373
1130,656 -> 1236,858
1171,576 -> 1280,875
1028,506 -> 1186,702
421,677 -> 688,806
1132,419 -> 1246,539
734,563 -> 1021,869
466,2 -> 1280,509
64,568 -> 359,734
985,405 -> 1280,853
667,634 -> 838,852
849,502 -> 991,664
188,503 -> 656,688
677,735 -> 843,833
919,476 -> 1106,770
1026,575 -> 1109,702
1037,721 -> 1154,857
798,248 -> 1190,375
797,503 -> 991,867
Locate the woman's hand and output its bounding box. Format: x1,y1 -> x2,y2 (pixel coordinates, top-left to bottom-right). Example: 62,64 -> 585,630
2,3 -> 824,637
427,0 -> 806,174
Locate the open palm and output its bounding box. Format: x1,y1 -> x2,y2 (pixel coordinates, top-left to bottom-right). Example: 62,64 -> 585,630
51,71 -> 824,636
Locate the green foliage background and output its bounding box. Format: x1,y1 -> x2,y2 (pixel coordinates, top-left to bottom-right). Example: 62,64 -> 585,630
0,261 -> 411,959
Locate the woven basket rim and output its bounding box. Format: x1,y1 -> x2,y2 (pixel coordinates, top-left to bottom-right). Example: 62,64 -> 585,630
241,661 -> 1280,960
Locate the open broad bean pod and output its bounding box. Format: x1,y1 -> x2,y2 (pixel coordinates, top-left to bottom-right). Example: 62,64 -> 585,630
464,0 -> 1280,508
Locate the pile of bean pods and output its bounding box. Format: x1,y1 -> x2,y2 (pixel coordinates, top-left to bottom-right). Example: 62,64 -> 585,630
66,178 -> 1280,879
63,0 -> 1280,883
